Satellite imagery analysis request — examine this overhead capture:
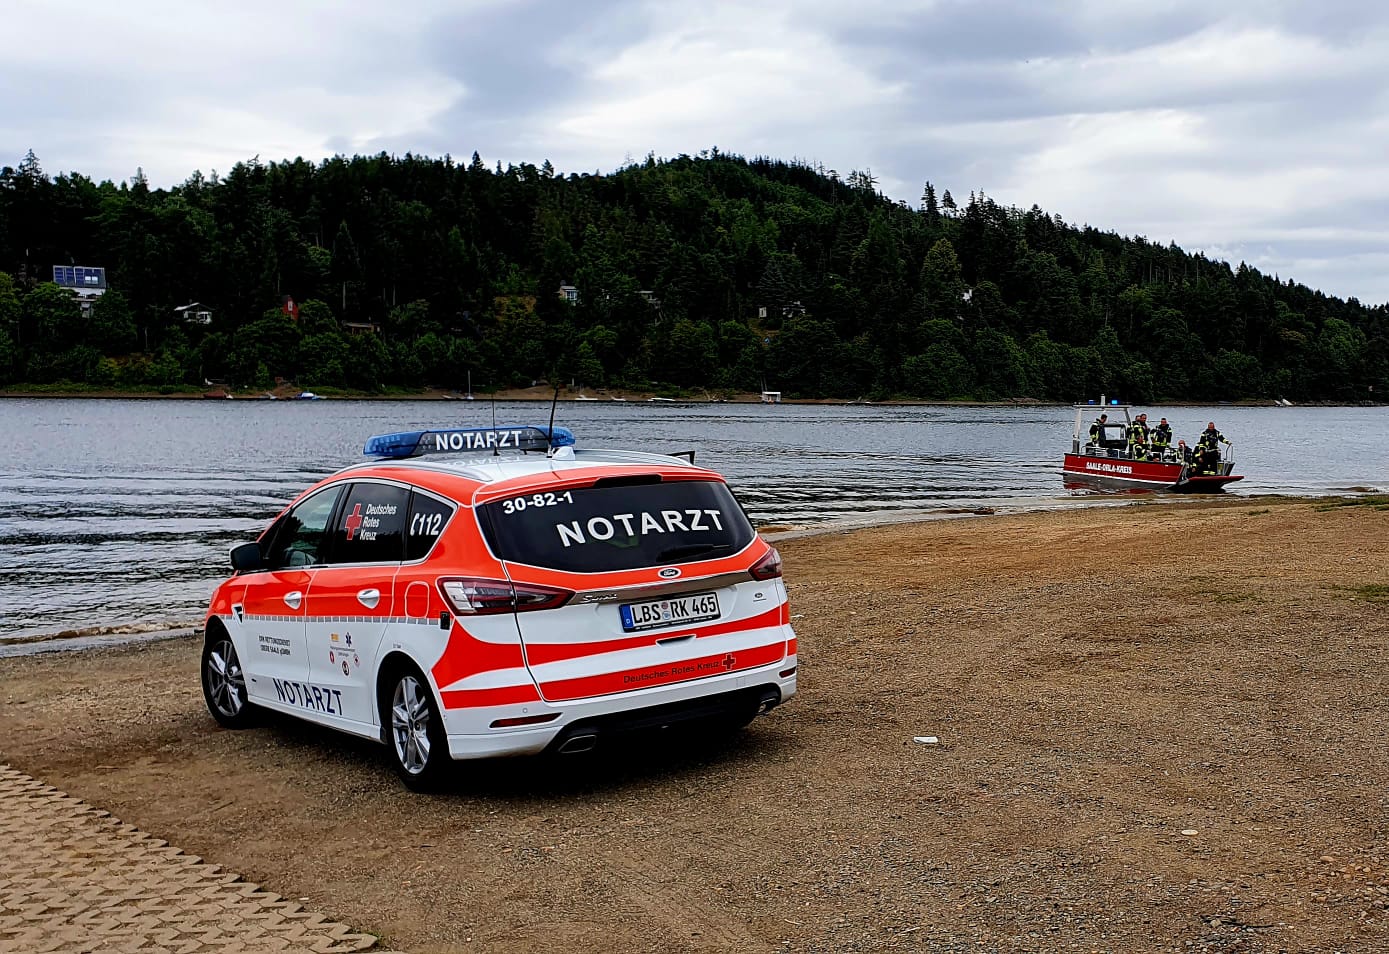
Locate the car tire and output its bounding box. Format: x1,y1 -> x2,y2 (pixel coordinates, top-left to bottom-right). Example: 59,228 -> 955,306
201,629 -> 256,729
382,664 -> 449,791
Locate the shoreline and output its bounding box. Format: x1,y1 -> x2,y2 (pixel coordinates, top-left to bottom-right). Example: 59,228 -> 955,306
2,385 -> 1373,407
0,491 -> 1307,658
0,385 -> 1052,405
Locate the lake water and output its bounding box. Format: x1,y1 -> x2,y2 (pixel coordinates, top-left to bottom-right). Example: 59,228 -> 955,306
1,397 -> 1383,647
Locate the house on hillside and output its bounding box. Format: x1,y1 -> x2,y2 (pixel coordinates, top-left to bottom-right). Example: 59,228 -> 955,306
342,321 -> 381,336
52,265 -> 106,317
174,302 -> 213,325
557,283 -> 579,304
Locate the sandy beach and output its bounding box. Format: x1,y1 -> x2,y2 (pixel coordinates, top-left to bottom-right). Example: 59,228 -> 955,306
2,496 -> 1387,952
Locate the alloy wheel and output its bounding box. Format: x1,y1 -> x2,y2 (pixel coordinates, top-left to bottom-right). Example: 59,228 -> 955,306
391,675 -> 433,775
205,638 -> 246,718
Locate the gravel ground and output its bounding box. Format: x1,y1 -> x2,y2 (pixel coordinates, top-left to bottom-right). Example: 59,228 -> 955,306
2,496 -> 1387,953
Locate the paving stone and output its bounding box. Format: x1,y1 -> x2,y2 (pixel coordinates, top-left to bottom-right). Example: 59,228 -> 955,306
0,765 -> 398,953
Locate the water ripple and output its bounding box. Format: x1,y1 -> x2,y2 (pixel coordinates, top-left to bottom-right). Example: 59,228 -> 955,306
2,397 -> 1384,641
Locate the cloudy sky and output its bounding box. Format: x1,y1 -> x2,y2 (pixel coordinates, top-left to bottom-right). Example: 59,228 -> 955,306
4,0 -> 1388,304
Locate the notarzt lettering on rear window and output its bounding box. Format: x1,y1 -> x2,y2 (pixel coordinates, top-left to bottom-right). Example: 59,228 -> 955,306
556,508 -> 725,547
480,480 -> 754,572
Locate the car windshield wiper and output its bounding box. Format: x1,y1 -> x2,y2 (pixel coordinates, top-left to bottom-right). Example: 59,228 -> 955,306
657,543 -> 734,561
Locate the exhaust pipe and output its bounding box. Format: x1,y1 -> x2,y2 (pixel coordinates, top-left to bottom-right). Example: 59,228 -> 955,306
756,689 -> 780,715
556,733 -> 598,754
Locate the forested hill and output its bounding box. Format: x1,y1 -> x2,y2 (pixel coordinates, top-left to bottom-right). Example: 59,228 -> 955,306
0,148 -> 1384,401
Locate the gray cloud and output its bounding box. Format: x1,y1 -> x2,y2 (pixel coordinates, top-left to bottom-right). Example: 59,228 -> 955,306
3,1 -> 1389,304
836,1 -> 1091,65
374,0 -> 649,161
423,1 -> 640,110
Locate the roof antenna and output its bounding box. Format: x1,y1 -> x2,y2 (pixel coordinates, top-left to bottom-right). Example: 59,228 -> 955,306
490,390 -> 499,455
546,385 -> 561,456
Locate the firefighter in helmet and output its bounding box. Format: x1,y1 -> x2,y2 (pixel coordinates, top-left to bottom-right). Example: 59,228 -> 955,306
1127,413 -> 1150,458
1088,413 -> 1108,448
1197,421 -> 1230,472
1151,417 -> 1173,457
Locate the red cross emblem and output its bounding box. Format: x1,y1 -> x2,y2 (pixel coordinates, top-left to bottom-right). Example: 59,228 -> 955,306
721,653 -> 736,670
344,503 -> 364,540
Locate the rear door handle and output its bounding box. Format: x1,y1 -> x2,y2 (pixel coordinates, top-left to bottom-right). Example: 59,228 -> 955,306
357,588 -> 381,609
283,591 -> 303,610
656,632 -> 696,646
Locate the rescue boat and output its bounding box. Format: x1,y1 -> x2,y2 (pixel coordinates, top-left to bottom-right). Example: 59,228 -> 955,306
1062,401 -> 1243,493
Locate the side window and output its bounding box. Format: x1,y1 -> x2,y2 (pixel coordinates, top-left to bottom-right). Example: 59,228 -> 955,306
265,486 -> 345,570
328,483 -> 410,564
405,491 -> 455,561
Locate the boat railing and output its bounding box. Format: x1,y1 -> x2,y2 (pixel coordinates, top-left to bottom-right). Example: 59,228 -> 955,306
1079,440 -> 1236,473
1219,442 -> 1235,475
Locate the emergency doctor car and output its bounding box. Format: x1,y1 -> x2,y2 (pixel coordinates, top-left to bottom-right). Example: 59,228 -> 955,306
201,424 -> 797,789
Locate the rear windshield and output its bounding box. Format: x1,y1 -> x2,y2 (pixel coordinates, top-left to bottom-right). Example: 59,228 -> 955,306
479,479 -> 755,572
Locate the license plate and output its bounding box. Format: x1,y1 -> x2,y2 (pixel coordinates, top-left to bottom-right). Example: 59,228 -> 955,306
619,592 -> 720,632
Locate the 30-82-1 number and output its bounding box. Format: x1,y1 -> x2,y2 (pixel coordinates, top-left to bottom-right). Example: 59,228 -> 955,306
502,490 -> 574,514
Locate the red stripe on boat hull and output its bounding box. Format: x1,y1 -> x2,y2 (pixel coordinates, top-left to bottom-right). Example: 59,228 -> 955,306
1061,454 -> 1242,493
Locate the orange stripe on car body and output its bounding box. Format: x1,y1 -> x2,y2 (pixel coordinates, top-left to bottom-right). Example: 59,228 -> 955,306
439,684 -> 542,709
469,466 -> 725,506
430,620 -> 528,691
538,641 -> 787,702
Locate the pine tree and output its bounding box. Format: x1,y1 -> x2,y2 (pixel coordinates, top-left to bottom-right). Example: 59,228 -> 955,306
17,149 -> 43,182
921,181 -> 941,228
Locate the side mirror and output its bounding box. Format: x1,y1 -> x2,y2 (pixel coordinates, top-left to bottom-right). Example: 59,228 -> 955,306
230,541 -> 265,573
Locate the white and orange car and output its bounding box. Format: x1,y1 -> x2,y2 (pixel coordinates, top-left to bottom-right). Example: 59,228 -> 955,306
201,424 -> 797,788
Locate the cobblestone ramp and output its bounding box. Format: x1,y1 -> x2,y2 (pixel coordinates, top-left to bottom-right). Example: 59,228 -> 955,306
0,765 -> 398,954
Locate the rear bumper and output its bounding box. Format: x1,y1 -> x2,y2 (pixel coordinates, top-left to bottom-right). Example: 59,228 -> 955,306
442,666 -> 796,760
544,683 -> 784,754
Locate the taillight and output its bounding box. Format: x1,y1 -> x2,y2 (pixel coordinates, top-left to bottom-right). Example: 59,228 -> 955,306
749,547 -> 783,581
437,578 -> 574,615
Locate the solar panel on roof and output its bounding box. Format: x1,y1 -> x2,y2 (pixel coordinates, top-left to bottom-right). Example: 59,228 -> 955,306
51,266 -> 105,288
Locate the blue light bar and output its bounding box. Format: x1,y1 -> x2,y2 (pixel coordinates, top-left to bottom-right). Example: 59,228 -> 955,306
365,425 -> 576,459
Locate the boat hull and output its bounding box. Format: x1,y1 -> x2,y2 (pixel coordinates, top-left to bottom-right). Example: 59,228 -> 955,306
1170,473 -> 1244,493
1061,454 -> 1243,493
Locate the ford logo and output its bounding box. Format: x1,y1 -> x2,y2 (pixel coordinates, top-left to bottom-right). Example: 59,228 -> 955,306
658,567 -> 681,579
